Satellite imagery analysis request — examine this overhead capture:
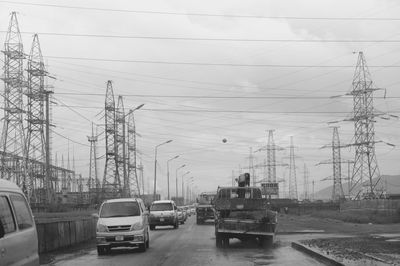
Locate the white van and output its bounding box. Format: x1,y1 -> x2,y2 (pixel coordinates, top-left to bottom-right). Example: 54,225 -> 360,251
96,198 -> 149,255
0,179 -> 39,266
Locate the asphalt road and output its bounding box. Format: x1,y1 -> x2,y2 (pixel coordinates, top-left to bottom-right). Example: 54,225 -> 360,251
43,216 -> 323,266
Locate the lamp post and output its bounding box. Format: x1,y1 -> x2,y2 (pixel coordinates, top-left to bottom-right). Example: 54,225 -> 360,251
153,139 -> 172,201
187,177 -> 194,204
181,171 -> 190,203
175,164 -> 186,198
167,155 -> 179,200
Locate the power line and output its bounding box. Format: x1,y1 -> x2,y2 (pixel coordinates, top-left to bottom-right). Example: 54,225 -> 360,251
2,31 -> 400,43
46,55 -> 400,67
1,1 -> 400,21
55,92 -> 400,99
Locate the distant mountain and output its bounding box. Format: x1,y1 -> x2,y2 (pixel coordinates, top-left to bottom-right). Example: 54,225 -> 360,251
314,175 -> 400,200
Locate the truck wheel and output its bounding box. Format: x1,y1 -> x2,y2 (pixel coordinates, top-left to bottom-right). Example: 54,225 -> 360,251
261,236 -> 273,248
150,225 -> 155,231
215,233 -> 223,248
222,237 -> 229,247
197,218 -> 203,225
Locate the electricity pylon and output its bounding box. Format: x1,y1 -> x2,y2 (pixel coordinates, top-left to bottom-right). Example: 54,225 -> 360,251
347,52 -> 381,199
102,81 -> 121,198
1,12 -> 26,190
127,110 -> 140,196
116,96 -> 128,197
87,123 -> 99,203
318,127 -> 346,201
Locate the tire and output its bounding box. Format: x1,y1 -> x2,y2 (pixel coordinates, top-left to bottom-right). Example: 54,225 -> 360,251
138,242 -> 147,252
197,218 -> 203,225
97,246 -> 105,255
174,221 -> 179,229
149,225 -> 155,231
146,231 -> 150,248
260,236 -> 273,248
215,233 -> 223,248
222,237 -> 229,248
97,246 -> 110,255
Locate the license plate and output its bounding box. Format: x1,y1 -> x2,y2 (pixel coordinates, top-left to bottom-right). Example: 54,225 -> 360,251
160,218 -> 164,222
115,236 -> 124,241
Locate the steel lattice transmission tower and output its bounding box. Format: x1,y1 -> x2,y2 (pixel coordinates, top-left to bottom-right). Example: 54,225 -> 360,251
348,52 -> 381,199
87,123 -> 99,203
26,34 -> 50,202
127,110 -> 140,196
331,127 -> 345,200
102,81 -> 121,198
288,136 -> 298,200
0,12 -> 26,189
116,95 -> 128,197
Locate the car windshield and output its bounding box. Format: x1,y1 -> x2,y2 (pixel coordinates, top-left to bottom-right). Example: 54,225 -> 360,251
100,201 -> 140,218
150,203 -> 173,211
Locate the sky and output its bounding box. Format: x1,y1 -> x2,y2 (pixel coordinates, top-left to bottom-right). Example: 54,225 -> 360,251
1,0 -> 400,199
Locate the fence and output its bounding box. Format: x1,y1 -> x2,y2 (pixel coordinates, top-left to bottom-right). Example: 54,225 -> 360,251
340,199 -> 400,216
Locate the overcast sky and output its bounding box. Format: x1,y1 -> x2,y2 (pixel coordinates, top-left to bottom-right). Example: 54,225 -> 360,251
1,0 -> 400,199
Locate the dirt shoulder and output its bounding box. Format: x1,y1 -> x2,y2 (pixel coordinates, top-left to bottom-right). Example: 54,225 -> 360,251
277,214 -> 400,264
277,213 -> 400,235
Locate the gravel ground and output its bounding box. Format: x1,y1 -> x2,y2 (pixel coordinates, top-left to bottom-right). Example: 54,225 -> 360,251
277,214 -> 400,265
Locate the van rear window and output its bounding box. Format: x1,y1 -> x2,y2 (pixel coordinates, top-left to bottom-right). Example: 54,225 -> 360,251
100,202 -> 140,218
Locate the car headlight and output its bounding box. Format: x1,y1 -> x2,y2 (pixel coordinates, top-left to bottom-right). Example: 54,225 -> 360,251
131,222 -> 143,231
97,223 -> 108,232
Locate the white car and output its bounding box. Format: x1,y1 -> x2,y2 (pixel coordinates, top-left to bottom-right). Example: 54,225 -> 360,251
0,179 -> 39,266
96,198 -> 150,254
149,200 -> 179,230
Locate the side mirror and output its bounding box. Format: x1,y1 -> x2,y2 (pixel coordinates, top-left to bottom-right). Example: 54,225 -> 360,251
0,220 -> 5,238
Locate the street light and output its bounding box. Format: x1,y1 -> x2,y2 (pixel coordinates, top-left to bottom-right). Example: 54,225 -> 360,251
153,139 -> 173,201
181,171 -> 190,202
186,177 -> 194,204
167,155 -> 179,200
175,164 -> 186,198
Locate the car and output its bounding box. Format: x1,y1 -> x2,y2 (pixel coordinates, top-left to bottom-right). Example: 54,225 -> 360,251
0,179 -> 39,266
184,206 -> 191,217
177,207 -> 185,224
178,206 -> 188,221
149,200 -> 179,230
96,198 -> 150,254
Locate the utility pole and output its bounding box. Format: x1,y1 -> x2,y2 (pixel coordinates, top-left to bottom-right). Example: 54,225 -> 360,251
303,164 -> 309,201
288,136 -> 298,200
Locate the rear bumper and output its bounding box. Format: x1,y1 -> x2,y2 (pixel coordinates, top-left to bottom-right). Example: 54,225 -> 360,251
149,216 -> 175,225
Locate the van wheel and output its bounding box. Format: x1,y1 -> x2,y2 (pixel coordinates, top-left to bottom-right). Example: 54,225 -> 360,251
146,231 -> 150,248
138,242 -> 147,252
150,225 -> 155,230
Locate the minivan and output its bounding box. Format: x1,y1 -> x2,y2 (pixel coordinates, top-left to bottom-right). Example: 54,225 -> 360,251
0,179 -> 39,266
95,198 -> 149,254
148,200 -> 179,230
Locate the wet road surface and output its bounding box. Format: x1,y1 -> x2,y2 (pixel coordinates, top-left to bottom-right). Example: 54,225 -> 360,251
42,216 -> 324,266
